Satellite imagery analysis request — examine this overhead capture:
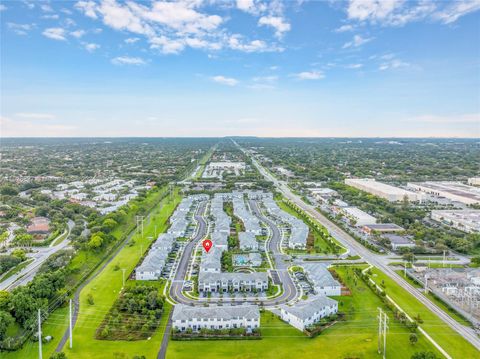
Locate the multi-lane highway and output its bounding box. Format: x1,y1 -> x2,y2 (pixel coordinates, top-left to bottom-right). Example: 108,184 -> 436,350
237,142 -> 480,352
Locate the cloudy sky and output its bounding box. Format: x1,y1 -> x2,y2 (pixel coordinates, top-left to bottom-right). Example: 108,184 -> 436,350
1,0 -> 479,137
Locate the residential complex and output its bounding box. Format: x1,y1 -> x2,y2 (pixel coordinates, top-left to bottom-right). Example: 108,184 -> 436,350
345,178 -> 423,202
431,210 -> 480,233
172,304 -> 260,332
407,181 -> 480,205
198,272 -> 268,293
279,296 -> 338,331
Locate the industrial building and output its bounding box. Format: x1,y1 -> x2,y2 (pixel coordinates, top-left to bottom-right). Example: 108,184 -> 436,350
431,210 -> 480,233
407,181 -> 480,205
362,223 -> 405,234
468,177 -> 480,186
383,234 -> 416,251
345,178 -> 423,202
172,304 -> 260,332
341,207 -> 377,226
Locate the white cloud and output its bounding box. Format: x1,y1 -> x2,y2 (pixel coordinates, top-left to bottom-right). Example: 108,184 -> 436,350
111,56 -> 146,65
236,0 -> 266,15
125,37 -> 140,44
211,75 -> 238,86
228,34 -> 281,52
258,15 -> 291,38
84,43 -> 100,52
70,29 -> 86,38
334,24 -> 354,32
379,58 -> 410,70
42,27 -> 67,41
7,23 -> 34,36
434,0 -> 480,24
0,4 -> 7,11
253,75 -> 278,82
42,14 -> 60,20
346,63 -> 363,69
40,4 -> 54,12
75,1 -> 98,19
150,35 -> 185,54
15,112 -> 56,119
344,0 -> 479,26
293,71 -> 324,80
343,34 -> 373,48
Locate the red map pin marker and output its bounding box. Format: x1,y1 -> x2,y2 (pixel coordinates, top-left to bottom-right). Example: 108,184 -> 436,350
202,239 -> 212,253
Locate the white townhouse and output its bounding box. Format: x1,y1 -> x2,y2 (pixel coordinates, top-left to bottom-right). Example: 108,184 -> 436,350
172,304 -> 260,332
280,296 -> 338,331
198,272 -> 268,293
239,232 -> 259,251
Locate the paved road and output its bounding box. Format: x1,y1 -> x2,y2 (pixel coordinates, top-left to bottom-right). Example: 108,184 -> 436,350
0,220 -> 75,291
238,142 -> 480,352
157,310 -> 173,359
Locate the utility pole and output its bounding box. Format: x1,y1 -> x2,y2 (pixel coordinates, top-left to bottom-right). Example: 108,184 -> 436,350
136,215 -> 145,238
122,268 -> 126,288
377,308 -> 388,358
38,309 -> 42,359
69,299 -> 73,349
443,250 -> 446,268
404,260 -> 407,277
382,311 -> 389,359
377,308 -> 383,354
424,274 -> 429,294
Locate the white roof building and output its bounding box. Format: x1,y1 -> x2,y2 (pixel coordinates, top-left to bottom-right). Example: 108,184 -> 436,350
172,304 -> 260,332
341,207 -> 377,226
407,181 -> 480,205
279,296 -> 338,331
345,178 -> 423,202
239,232 -> 258,251
431,210 -> 480,233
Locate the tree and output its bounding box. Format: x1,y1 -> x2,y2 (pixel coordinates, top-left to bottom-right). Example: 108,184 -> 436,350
87,233 -> 104,251
409,333 -> 418,345
411,352 -> 439,359
49,352 -> 67,359
103,218 -> 118,232
0,311 -> 14,341
0,185 -> 18,196
11,249 -> 27,261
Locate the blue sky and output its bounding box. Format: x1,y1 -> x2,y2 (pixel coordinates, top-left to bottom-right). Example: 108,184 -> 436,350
1,0 -> 479,137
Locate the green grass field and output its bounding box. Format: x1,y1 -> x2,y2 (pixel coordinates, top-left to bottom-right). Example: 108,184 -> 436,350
166,265 -> 441,359
61,191 -> 181,359
370,268 -> 478,358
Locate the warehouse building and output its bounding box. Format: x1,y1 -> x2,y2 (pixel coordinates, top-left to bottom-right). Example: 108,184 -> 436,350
341,207 -> 377,226
345,178 -> 423,202
407,181 -> 480,205
431,210 -> 480,233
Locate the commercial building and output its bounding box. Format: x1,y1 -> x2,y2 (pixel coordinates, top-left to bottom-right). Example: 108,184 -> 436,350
407,181 -> 480,205
468,178 -> 480,187
341,207 -> 377,226
279,296 -> 338,331
345,178 -> 423,202
362,223 -> 405,235
26,217 -> 50,234
383,234 -> 415,251
172,304 -> 260,332
431,210 -> 480,233
198,272 -> 268,293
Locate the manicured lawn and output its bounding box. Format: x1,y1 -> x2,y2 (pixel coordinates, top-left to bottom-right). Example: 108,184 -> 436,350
393,270 -> 471,326
370,268 -> 479,358
60,191 -> 181,358
167,265 -> 440,359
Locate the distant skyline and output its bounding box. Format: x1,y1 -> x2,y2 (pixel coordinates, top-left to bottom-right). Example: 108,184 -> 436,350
1,0 -> 479,138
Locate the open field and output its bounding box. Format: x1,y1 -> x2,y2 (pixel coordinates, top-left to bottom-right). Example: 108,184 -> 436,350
166,265 -> 440,359
61,190 -> 181,358
370,267 -> 478,358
